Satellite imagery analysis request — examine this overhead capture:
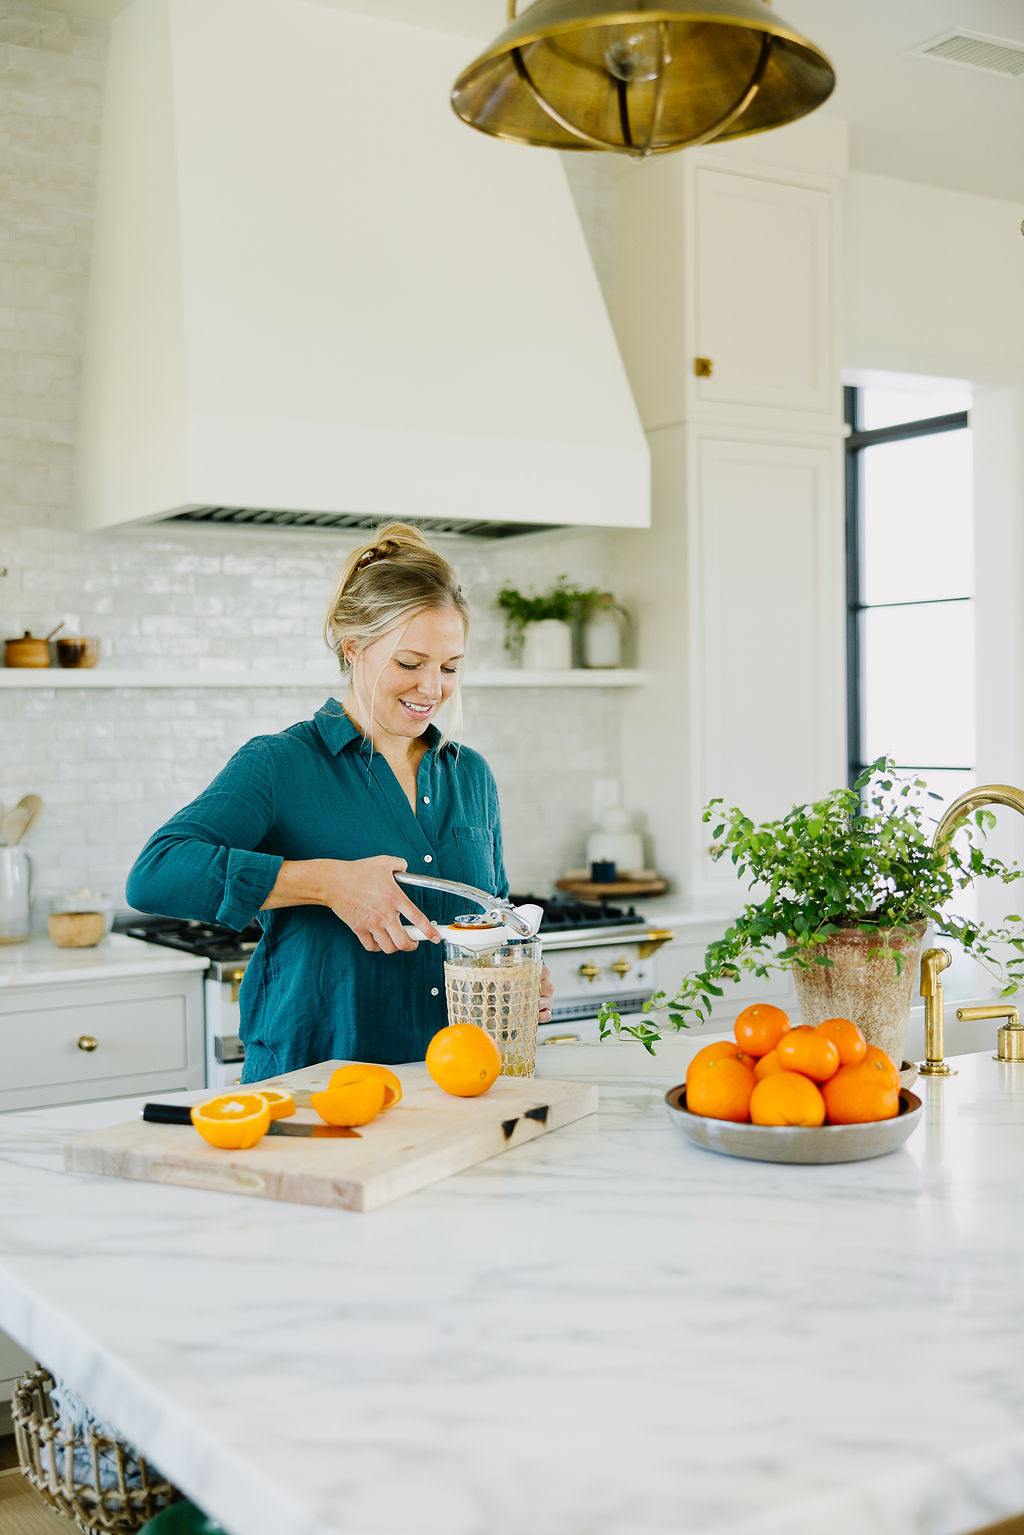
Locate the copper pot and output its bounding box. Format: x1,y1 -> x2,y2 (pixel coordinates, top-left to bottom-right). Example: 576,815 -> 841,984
4,626 -> 62,668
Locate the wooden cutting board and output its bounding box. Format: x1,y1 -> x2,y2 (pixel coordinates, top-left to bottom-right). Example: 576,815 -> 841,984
63,1061 -> 598,1212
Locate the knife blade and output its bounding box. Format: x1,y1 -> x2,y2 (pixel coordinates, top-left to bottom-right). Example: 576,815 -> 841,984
141,1103 -> 359,1138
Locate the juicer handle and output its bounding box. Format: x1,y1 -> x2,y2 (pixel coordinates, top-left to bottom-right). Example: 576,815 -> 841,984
394,871 -> 534,937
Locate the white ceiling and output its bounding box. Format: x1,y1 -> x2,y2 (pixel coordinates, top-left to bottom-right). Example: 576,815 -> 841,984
34,0 -> 1024,204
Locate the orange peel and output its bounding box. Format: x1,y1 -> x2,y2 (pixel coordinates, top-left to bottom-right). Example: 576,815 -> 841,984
327,1063 -> 402,1107
191,1093 -> 271,1149
310,1076 -> 387,1127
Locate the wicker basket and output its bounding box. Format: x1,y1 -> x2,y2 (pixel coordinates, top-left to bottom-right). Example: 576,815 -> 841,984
12,1367 -> 181,1534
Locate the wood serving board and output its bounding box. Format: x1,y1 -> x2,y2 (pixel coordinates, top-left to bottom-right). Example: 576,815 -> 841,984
63,1062 -> 599,1213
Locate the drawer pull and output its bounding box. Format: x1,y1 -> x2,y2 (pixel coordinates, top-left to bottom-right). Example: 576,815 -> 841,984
541,1034 -> 582,1046
77,1035 -> 98,1052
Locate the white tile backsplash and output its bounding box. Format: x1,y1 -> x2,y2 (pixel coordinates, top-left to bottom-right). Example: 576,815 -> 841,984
0,9 -> 635,913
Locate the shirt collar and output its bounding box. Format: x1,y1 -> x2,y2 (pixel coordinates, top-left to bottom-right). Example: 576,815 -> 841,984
315,699 -> 445,757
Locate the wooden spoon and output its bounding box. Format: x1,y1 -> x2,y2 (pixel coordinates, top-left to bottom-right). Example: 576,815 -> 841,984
2,794 -> 43,845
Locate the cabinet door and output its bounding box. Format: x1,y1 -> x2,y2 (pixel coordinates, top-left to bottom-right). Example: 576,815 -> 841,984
690,432 -> 845,897
690,166 -> 837,421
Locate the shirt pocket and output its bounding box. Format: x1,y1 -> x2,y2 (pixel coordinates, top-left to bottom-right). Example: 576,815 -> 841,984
437,824 -> 496,895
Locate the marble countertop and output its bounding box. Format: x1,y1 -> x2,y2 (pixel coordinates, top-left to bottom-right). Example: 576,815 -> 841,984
0,933 -> 209,988
2,1046 -> 1024,1535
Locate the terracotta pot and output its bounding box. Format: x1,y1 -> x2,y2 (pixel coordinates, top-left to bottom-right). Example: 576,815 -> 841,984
791,922 -> 927,1068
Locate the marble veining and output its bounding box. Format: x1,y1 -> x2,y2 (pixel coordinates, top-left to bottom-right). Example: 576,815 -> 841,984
2,1051 -> 1024,1535
0,933 -> 208,988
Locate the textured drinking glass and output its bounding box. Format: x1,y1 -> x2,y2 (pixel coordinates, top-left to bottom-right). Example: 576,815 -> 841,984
443,936 -> 543,1077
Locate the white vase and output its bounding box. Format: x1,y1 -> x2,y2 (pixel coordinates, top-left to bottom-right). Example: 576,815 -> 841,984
582,609 -> 624,668
521,619 -> 572,670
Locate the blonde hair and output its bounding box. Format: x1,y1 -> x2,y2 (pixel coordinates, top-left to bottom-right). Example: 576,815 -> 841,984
323,523 -> 470,745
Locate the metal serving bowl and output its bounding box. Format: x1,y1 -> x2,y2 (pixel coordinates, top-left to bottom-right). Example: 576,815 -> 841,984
664,1084 -> 923,1165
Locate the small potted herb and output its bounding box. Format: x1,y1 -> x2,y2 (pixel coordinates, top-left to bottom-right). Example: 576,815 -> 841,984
494,575 -> 580,668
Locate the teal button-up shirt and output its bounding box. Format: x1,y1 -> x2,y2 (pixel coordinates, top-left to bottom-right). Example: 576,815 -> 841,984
125,700 -> 509,1077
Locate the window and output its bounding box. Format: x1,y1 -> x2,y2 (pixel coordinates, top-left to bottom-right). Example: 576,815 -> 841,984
845,378 -> 973,817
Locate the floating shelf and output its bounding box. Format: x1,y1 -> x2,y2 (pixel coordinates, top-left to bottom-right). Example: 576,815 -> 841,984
0,667 -> 648,690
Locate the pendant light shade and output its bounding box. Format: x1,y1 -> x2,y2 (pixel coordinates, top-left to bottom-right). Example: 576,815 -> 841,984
451,0 -> 835,157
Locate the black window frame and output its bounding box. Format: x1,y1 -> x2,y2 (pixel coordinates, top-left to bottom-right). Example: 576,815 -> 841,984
845,385 -> 971,789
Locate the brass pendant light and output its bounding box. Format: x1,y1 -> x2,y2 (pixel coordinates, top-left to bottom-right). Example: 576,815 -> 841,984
451,0 -> 835,158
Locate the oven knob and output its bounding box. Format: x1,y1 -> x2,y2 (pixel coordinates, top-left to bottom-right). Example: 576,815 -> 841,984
611,959 -> 632,978
229,968 -> 245,1004
578,963 -> 601,981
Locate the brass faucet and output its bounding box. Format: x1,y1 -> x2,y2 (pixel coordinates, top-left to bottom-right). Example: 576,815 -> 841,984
918,784 -> 1024,1072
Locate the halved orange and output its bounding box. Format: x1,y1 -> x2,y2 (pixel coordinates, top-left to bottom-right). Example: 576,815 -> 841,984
191,1093 -> 271,1149
310,1076 -> 387,1127
256,1088 -> 295,1120
327,1063 -> 402,1108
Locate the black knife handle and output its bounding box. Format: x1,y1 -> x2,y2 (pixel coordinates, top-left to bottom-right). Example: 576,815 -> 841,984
142,1103 -> 193,1125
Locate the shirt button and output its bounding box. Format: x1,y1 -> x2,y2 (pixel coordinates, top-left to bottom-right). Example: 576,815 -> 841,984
430,987 -> 439,997
423,854 -> 433,863
422,795 -> 430,805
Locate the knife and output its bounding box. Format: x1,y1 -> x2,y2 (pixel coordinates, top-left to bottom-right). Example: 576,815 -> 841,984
141,1104 -> 358,1138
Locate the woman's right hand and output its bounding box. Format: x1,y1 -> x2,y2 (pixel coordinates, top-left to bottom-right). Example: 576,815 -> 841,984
316,856 -> 440,953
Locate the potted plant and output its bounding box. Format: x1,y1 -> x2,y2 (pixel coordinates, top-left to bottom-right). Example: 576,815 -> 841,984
494,575 -> 580,669
599,758 -> 1024,1060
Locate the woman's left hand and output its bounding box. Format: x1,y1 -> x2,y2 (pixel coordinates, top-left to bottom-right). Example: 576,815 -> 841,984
538,963 -> 553,1026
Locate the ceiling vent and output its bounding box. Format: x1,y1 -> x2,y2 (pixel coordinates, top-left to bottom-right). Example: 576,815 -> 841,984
909,29 -> 1024,77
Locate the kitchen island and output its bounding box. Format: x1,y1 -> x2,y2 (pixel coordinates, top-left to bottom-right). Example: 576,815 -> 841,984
1,1044 -> 1023,1535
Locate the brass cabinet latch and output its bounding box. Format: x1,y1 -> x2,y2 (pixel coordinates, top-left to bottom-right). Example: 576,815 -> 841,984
694,356 -> 714,378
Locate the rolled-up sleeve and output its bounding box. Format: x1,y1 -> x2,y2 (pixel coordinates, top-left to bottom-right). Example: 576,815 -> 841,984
126,740 -> 284,930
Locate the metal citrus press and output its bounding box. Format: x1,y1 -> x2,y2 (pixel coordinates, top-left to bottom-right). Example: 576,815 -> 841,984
394,871 -> 537,937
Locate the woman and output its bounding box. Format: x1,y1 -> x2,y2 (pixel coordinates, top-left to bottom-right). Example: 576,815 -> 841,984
126,524 -> 553,1080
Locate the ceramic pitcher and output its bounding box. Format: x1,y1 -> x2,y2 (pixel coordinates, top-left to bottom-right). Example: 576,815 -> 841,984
0,845 -> 31,944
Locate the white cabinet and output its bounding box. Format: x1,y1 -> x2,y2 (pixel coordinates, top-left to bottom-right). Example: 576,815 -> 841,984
689,166 -> 837,421
613,144 -> 841,435
0,971 -> 205,1113
612,133 -> 847,907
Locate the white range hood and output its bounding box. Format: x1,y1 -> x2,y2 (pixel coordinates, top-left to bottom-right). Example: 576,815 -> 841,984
76,0 -> 650,536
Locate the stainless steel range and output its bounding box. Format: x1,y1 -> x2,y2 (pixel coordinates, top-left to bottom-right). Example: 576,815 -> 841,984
116,899 -> 674,1084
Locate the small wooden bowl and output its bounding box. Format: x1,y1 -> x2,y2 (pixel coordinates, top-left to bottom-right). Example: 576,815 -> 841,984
56,637 -> 99,669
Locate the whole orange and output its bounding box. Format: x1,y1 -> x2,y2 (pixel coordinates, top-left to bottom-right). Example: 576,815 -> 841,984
686,1056 -> 756,1123
685,1041 -> 754,1088
749,1070 -> 826,1127
815,1017 -> 867,1067
822,1059 -> 900,1124
734,1003 -> 791,1058
753,1048 -> 783,1082
864,1044 -> 901,1084
775,1024 -> 841,1082
426,1023 -> 502,1097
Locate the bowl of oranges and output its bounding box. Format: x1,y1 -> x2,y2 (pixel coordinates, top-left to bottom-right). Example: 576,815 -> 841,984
665,1004 -> 923,1164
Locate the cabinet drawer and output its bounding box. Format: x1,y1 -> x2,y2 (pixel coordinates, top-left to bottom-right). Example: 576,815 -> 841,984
1,992 -> 187,1092
0,972 -> 205,1110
